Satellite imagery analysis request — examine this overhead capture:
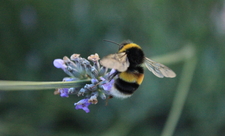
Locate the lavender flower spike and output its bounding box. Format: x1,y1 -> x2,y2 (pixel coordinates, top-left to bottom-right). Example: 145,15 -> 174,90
54,53 -> 117,113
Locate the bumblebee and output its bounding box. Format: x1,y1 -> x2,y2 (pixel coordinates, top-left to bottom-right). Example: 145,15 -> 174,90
100,40 -> 176,98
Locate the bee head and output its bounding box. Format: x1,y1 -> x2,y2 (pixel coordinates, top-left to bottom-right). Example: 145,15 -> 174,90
103,39 -> 133,51
119,40 -> 133,51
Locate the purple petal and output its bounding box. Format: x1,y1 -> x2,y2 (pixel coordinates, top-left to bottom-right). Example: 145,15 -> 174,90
75,105 -> 90,113
63,77 -> 75,82
59,88 -> 69,97
91,78 -> 98,84
74,99 -> 91,113
82,107 -> 90,113
102,79 -> 114,91
53,59 -> 67,69
100,77 -> 105,81
109,69 -> 116,75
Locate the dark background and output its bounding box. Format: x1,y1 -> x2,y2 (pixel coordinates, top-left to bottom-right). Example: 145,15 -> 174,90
0,0 -> 225,136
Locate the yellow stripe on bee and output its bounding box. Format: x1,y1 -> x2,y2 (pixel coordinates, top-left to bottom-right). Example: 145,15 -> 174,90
119,72 -> 144,85
119,43 -> 141,53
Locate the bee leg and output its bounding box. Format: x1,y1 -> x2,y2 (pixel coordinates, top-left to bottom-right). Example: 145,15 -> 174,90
105,95 -> 113,106
90,71 -> 118,89
108,70 -> 120,81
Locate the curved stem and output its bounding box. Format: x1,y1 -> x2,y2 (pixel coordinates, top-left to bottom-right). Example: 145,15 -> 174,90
160,57 -> 197,136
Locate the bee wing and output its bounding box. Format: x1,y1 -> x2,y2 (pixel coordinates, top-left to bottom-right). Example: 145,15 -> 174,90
100,52 -> 130,72
144,57 -> 176,78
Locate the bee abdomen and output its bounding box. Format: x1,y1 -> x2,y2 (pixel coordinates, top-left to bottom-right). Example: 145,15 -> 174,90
114,78 -> 139,95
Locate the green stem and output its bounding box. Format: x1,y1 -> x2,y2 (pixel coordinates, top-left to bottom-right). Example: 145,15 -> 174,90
0,80 -> 91,91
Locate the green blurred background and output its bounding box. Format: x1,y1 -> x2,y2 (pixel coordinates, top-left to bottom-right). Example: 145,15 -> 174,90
1,0 -> 225,136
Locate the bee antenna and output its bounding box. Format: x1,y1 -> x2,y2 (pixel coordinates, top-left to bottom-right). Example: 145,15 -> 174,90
103,39 -> 120,46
